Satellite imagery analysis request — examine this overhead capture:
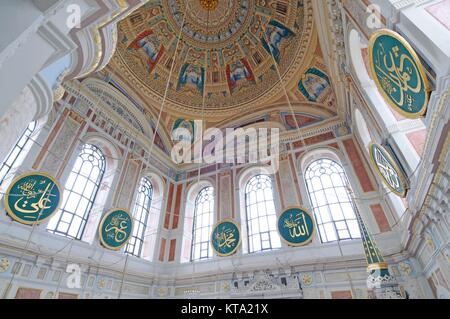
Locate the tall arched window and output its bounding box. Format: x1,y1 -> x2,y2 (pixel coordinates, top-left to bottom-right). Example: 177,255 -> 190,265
47,144 -> 106,239
245,175 -> 281,253
0,121 -> 36,185
191,186 -> 214,261
126,177 -> 153,257
304,159 -> 361,243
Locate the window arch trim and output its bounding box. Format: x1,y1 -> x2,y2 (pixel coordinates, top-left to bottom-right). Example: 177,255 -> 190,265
126,176 -> 153,257
243,173 -> 281,253
190,186 -> 215,261
301,151 -> 361,243
47,143 -> 106,240
0,121 -> 37,186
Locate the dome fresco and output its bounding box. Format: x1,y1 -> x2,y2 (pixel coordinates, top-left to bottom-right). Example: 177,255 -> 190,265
113,0 -> 314,113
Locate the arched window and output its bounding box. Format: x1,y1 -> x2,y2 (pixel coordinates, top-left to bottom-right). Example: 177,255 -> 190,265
126,177 -> 153,257
0,121 -> 36,185
245,175 -> 281,253
191,186 -> 214,261
304,159 -> 361,243
47,144 -> 106,239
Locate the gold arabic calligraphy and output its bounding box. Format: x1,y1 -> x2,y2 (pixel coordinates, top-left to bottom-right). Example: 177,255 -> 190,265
13,179 -> 54,219
215,227 -> 236,249
375,43 -> 421,110
284,212 -> 310,238
105,215 -> 129,243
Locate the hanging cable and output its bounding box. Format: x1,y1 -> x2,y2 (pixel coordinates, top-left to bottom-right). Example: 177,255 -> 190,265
1,182 -> 57,298
187,3 -> 211,299
117,0 -> 189,299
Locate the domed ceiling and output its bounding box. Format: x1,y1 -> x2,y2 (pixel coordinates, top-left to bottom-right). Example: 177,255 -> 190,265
109,0 -> 317,116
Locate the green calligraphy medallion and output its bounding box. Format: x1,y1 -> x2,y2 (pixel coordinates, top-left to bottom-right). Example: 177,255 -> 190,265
369,143 -> 408,198
368,29 -> 429,118
4,172 -> 62,225
277,207 -> 315,247
211,219 -> 241,257
99,209 -> 133,251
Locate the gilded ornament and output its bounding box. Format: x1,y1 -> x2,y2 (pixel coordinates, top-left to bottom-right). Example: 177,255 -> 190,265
302,273 -> 313,286
0,257 -> 10,273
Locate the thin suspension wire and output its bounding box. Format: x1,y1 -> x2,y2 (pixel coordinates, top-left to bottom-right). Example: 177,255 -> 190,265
117,0 -> 189,298
259,16 -> 353,295
260,20 -> 311,154
1,182 -> 57,298
189,5 -> 211,295
0,73 -> 117,297
0,7 -> 423,297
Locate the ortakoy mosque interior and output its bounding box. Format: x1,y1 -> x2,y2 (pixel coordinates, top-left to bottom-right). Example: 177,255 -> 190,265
0,0 -> 449,299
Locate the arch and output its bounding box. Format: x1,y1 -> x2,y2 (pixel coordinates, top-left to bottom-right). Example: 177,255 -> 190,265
191,186 -> 215,261
0,121 -> 36,186
354,108 -> 372,149
238,166 -> 282,254
0,114 -> 47,197
300,149 -> 361,243
129,170 -> 165,261
126,176 -> 154,257
82,77 -> 172,153
348,29 -> 372,86
46,133 -> 120,243
180,179 -> 215,263
47,143 -> 106,240
80,133 -> 120,243
83,77 -> 151,136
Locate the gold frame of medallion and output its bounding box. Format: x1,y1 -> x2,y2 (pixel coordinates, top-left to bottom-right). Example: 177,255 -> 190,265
4,172 -> 63,225
210,218 -> 242,257
98,208 -> 134,251
277,206 -> 316,247
368,28 -> 430,119
368,142 -> 408,198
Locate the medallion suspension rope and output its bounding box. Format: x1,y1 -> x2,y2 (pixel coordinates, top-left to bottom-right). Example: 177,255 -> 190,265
1,182 -> 57,298
260,23 -> 311,155
117,0 -> 189,299
6,74 -> 116,299
189,5 -> 211,297
259,20 -> 356,294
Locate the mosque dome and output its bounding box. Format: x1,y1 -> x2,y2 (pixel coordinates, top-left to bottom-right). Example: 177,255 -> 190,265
110,0 -> 314,116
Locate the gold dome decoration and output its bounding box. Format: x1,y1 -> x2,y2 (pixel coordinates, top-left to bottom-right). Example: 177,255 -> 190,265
199,0 -> 219,11
111,0 -> 315,115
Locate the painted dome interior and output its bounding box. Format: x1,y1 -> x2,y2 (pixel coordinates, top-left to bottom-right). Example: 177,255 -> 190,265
108,0 -> 330,118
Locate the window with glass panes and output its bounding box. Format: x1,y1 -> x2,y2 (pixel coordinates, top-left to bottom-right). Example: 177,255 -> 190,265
0,121 -> 36,186
304,159 -> 361,243
191,187 -> 214,261
126,177 -> 153,257
47,144 -> 106,239
245,175 -> 281,253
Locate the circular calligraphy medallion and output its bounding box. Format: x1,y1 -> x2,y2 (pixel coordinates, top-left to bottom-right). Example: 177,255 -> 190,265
369,143 -> 408,198
98,208 -> 133,251
277,206 -> 315,247
4,172 -> 62,225
211,219 -> 241,257
368,29 -> 429,119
